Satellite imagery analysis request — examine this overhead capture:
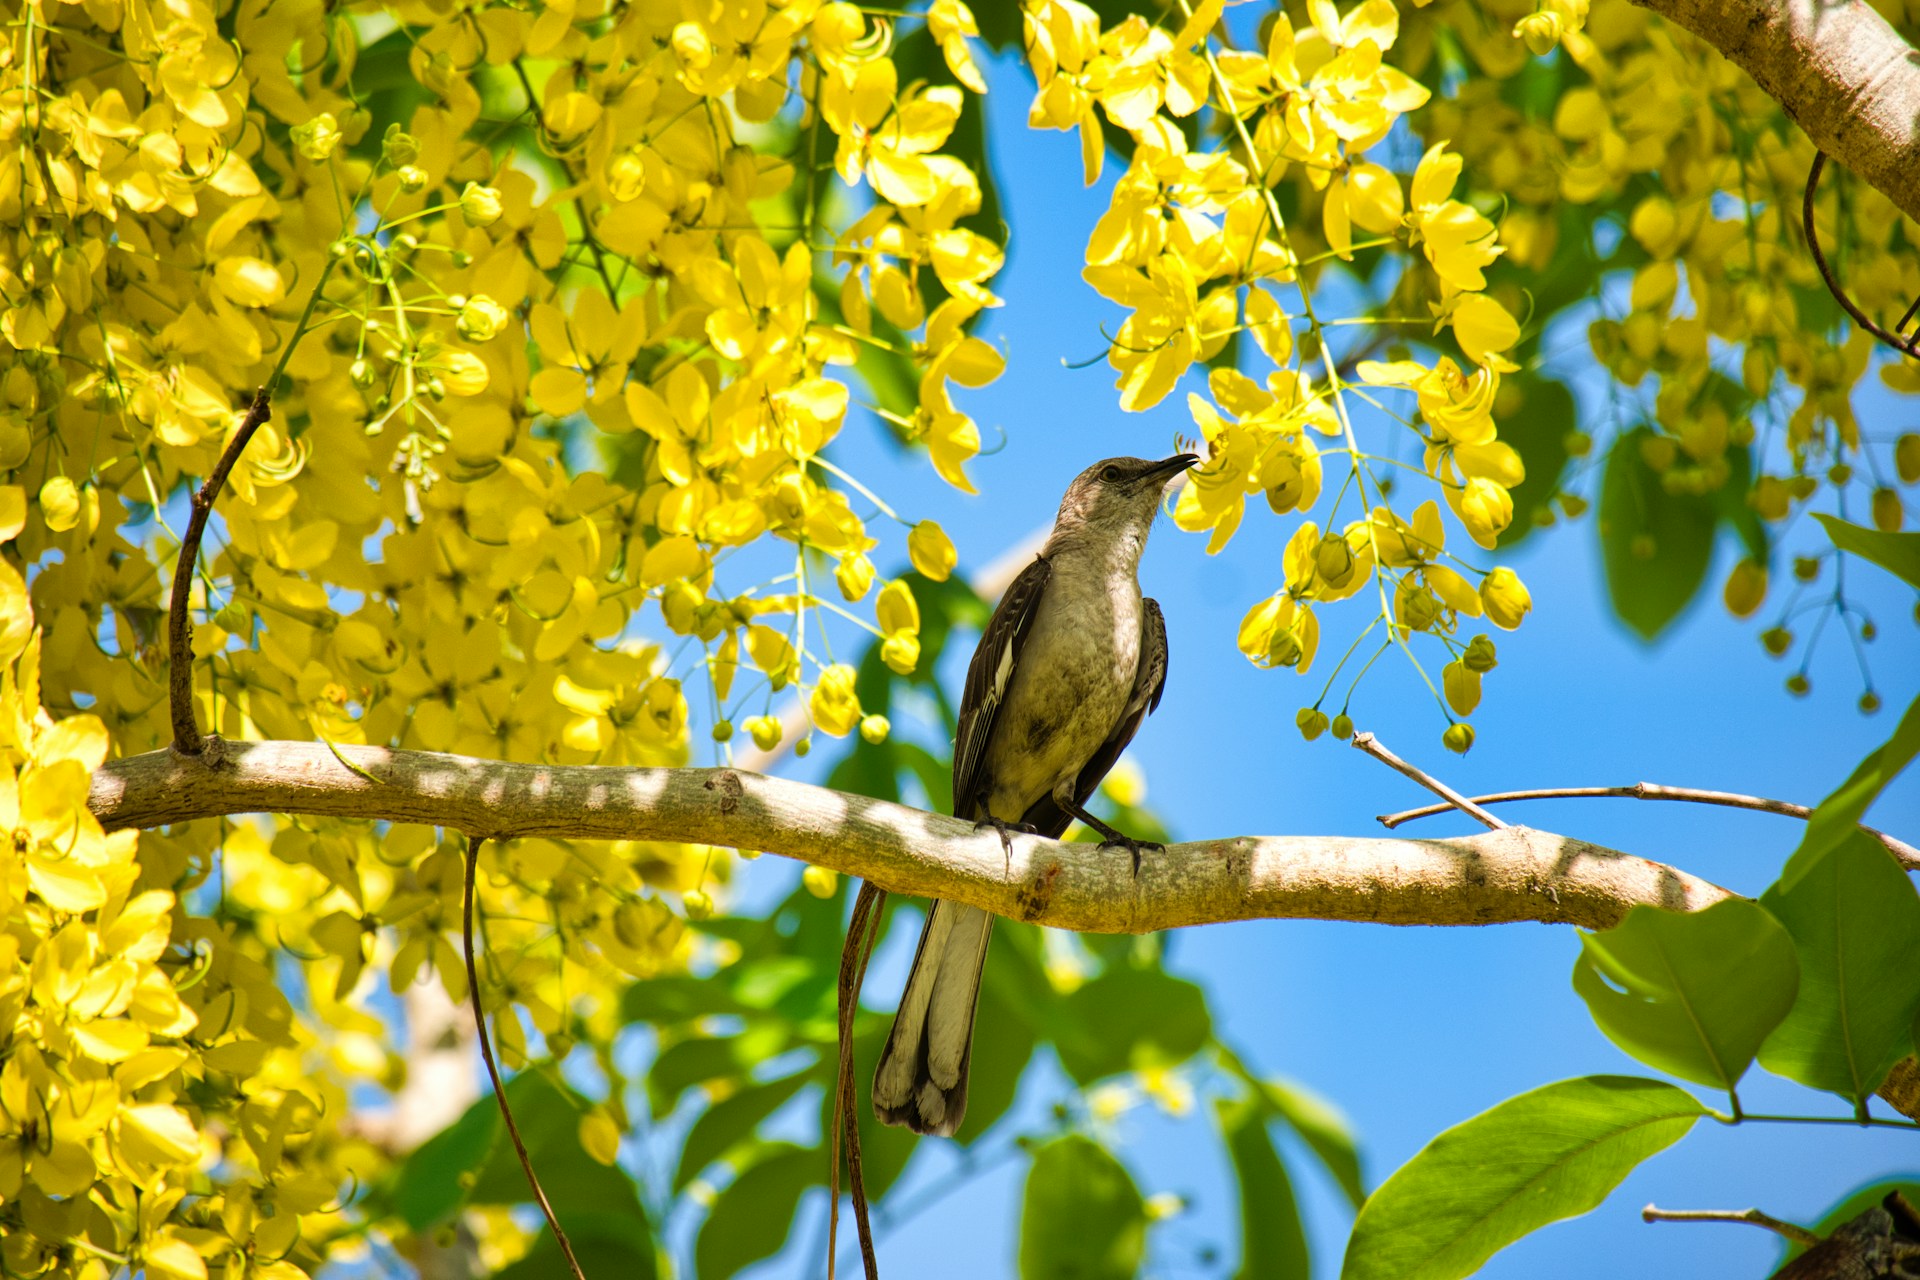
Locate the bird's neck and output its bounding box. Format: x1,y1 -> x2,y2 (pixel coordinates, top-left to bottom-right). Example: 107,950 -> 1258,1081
1044,520 -> 1147,582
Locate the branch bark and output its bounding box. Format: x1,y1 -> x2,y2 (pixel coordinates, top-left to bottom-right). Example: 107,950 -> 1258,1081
1630,0 -> 1920,224
92,739 -> 1730,933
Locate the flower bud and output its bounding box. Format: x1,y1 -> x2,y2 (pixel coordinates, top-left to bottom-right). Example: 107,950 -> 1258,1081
1872,487 -> 1903,533
794,738 -> 812,758
908,520 -> 957,582
881,632 -> 920,675
1295,707 -> 1328,741
809,663 -> 863,736
683,889 -> 714,920
1479,567 -> 1531,630
1315,535 -> 1355,588
348,358 -> 377,388
744,715 -> 782,751
1513,9 -> 1561,55
396,164 -> 429,193
1760,627 -> 1792,656
292,112 -> 342,161
835,552 -> 875,603
1442,722 -> 1475,755
39,475 -> 79,533
456,295 -> 509,343
1785,673 -> 1810,697
1330,713 -> 1354,741
1861,691 -> 1883,715
382,124 -> 420,167
859,714 -> 891,744
711,719 -> 733,743
802,865 -> 839,898
1463,634 -> 1498,673
1897,434 -> 1920,484
1793,556 -> 1820,582
1722,558 -> 1767,618
1458,478 -> 1514,545
1443,661 -> 1482,716
460,182 -> 504,227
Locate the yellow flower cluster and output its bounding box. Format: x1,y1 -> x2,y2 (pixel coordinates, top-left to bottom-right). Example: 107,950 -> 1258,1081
1023,0 -> 1530,744
2,0 -> 1004,1267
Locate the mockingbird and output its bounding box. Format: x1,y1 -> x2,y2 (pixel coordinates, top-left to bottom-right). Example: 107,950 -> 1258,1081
873,453 -> 1198,1136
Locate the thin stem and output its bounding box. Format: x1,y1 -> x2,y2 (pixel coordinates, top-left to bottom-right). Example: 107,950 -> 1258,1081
1640,1204 -> 1821,1246
463,836 -> 588,1280
1351,732 -> 1507,830
1377,783 -> 1920,870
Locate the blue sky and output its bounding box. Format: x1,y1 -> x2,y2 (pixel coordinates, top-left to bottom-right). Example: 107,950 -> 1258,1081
729,44 -> 1920,1280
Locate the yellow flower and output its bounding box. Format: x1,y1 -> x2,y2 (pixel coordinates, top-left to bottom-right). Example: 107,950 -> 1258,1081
1481,567 -> 1533,629
1409,144 -> 1502,292
809,663 -> 863,737
908,520 -> 958,581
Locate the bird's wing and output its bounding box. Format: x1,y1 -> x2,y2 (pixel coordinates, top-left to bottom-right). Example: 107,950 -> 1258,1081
1021,596 -> 1169,835
951,554 -> 1053,819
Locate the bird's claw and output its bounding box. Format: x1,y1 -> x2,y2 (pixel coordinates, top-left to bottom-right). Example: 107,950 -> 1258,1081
975,816 -> 1039,864
1099,835 -> 1164,880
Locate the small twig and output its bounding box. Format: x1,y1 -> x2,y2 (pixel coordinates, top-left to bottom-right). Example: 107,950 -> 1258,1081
1641,1204 -> 1821,1246
830,881 -> 886,1280
168,385 -> 273,754
1351,732 -> 1507,831
1804,151 -> 1920,357
463,836 -> 587,1280
1378,783 -> 1920,871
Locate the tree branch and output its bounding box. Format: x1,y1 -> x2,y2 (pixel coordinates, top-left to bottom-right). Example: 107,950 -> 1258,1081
1629,0 -> 1920,224
90,739 -> 1730,933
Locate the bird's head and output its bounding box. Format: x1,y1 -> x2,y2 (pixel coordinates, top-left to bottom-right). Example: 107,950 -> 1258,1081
1052,453 -> 1200,550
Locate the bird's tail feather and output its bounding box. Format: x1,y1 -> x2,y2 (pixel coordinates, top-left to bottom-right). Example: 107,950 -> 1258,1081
872,900 -> 993,1136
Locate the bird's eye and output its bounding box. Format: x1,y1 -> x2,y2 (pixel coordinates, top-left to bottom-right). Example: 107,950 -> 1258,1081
1101,465 -> 1122,483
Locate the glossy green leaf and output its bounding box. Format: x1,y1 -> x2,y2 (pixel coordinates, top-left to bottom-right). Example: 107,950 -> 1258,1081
674,1070 -> 812,1191
1760,832 -> 1920,1104
391,1083 -> 503,1230
694,1143 -> 819,1280
1495,376 -> 1573,548
1599,426 -> 1718,639
1052,964 -> 1211,1084
1341,1076 -> 1705,1280
1572,899 -> 1799,1091
1781,692 -> 1920,890
1217,1095 -> 1309,1280
1815,513 -> 1920,589
1019,1135 -> 1148,1280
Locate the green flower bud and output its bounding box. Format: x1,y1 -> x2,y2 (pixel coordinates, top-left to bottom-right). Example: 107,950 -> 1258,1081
1722,558 -> 1767,618
682,889 -> 713,920
456,295 -> 509,343
382,124 -> 421,167
1785,673 -> 1810,697
1442,722 -> 1475,755
460,182 -> 504,227
1793,557 -> 1820,582
214,600 -> 250,634
859,714 -> 891,745
1463,634 -> 1498,673
1295,707 -> 1328,741
794,738 -> 811,758
711,719 -> 733,743
291,112 -> 342,161
1760,627 -> 1792,656
1860,691 -> 1883,714
396,164 -> 429,193
1330,713 -> 1354,741
1872,488 -> 1903,533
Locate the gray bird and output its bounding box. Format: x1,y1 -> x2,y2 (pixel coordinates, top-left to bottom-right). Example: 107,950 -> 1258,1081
872,453 -> 1198,1136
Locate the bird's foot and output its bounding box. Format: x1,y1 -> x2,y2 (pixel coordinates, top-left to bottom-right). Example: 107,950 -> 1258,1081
1098,833 -> 1165,880
975,816 -> 1040,865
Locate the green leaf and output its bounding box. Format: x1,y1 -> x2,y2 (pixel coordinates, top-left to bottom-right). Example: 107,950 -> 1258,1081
1815,513 -> 1920,588
694,1143 -> 819,1280
647,1023 -> 792,1117
1780,692 -> 1920,890
494,1213 -> 658,1280
1598,426 -> 1719,639
1052,964 -> 1211,1085
1760,832 -> 1920,1104
1216,1095 -> 1310,1280
1019,1135 -> 1148,1280
465,1075 -> 643,1221
1494,376 -> 1573,549
1260,1076 -> 1367,1210
391,1083 -> 503,1230
621,974 -> 745,1026
1572,899 -> 1799,1092
1340,1076 -> 1705,1280
673,1070 -> 812,1191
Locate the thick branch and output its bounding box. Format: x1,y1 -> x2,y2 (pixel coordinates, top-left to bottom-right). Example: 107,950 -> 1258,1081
91,739 -> 1729,933
1631,0 -> 1920,224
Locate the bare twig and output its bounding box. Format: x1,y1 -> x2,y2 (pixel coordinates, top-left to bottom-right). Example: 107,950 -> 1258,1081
1804,152 -> 1920,357
168,385 -> 273,754
462,836 -> 587,1280
1642,1204 -> 1821,1246
1378,782 -> 1920,871
1351,732 -> 1508,831
829,881 -> 886,1280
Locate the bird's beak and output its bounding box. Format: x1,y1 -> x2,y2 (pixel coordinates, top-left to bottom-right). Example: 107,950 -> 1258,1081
1151,453 -> 1202,484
